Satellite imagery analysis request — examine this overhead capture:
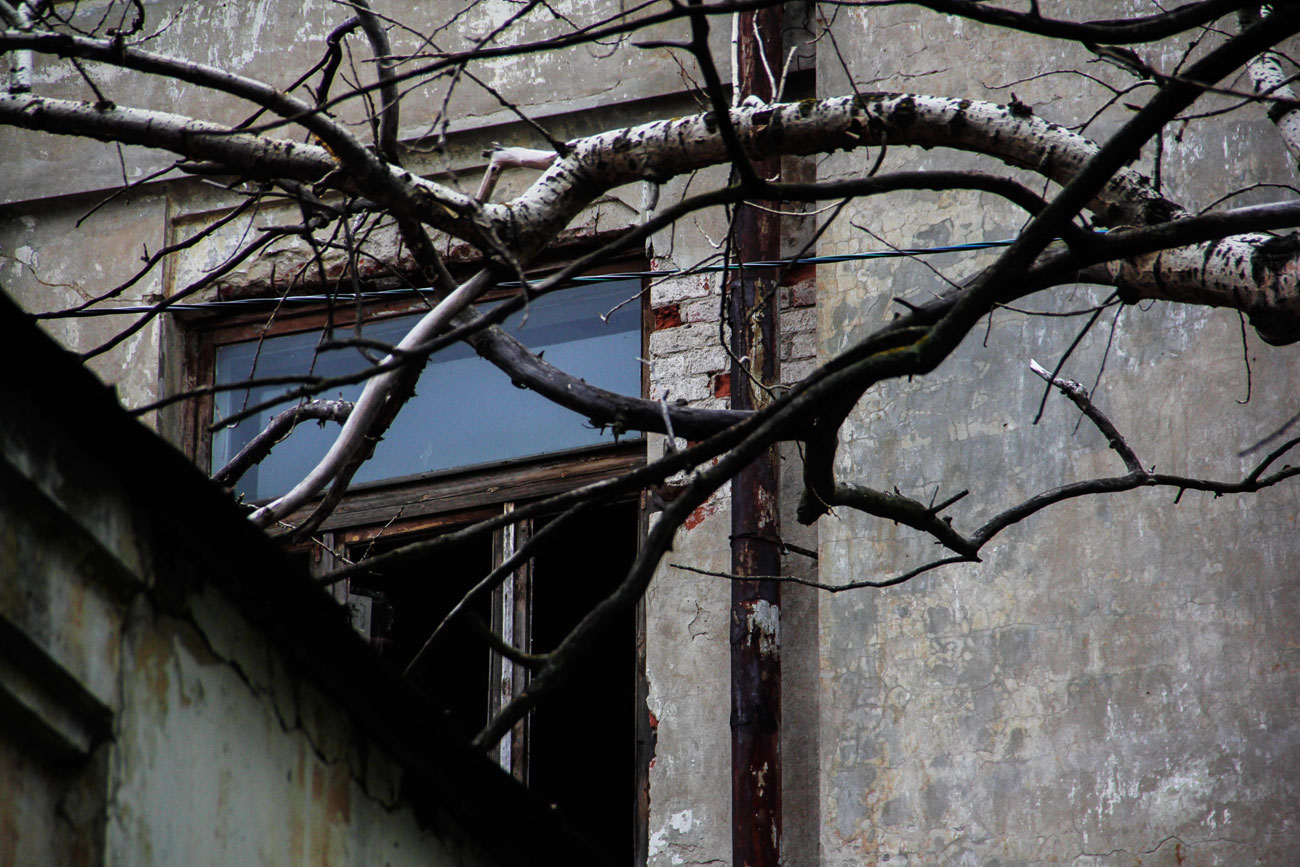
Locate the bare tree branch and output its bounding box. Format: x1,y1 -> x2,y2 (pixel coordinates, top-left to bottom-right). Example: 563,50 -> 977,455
1029,359 -> 1143,474
211,399 -> 353,489
5,0 -> 1300,785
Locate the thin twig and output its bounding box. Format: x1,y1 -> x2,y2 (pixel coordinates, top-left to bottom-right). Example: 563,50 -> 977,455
669,558 -> 972,592
1030,359 -> 1144,474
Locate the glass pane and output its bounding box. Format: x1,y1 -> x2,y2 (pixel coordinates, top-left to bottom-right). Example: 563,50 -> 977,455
211,279 -> 643,501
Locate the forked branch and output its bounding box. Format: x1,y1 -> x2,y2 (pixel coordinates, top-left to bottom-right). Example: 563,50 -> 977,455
212,399 -> 354,489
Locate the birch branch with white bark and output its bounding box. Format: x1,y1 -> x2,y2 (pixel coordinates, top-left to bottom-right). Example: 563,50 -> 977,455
248,270 -> 494,528
476,145 -> 559,202
5,82 -> 1298,333
6,22 -> 1300,534
6,84 -> 1300,335
1242,5 -> 1300,166
1245,50 -> 1300,165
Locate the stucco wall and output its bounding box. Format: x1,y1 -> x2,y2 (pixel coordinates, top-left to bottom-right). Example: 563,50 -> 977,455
814,5 -> 1300,864
0,300 -> 598,866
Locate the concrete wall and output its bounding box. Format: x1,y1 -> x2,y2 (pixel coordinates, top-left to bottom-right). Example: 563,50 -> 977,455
814,4 -> 1300,864
0,299 -> 591,865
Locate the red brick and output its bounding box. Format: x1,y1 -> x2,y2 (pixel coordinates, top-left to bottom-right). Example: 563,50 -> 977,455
780,280 -> 817,309
653,303 -> 682,329
711,372 -> 731,398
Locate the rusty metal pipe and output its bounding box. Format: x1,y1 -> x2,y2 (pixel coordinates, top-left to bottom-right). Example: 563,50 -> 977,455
729,6 -> 783,866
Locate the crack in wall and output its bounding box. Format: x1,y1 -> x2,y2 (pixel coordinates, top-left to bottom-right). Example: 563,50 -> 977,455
124,580 -> 406,816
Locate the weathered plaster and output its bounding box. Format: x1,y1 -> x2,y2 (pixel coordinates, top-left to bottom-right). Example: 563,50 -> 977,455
814,5 -> 1300,864
1,306 -> 584,866
0,190 -> 168,417
645,491 -> 733,867
107,593 -> 469,866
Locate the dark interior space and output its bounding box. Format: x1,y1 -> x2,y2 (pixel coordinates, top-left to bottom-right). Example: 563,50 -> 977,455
528,500 -> 637,862
351,531 -> 495,739
348,499 -> 637,861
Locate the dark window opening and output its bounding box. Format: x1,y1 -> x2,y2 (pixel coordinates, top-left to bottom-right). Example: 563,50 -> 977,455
529,500 -> 637,861
349,530 -> 496,738
346,499 -> 637,863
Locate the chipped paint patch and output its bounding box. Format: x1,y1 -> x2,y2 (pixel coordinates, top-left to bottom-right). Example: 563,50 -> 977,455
683,500 -> 718,530
747,599 -> 781,658
649,809 -> 697,861
648,828 -> 667,857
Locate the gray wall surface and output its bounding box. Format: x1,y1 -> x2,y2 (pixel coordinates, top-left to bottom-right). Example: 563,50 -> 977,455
814,4 -> 1300,864
0,363 -> 494,867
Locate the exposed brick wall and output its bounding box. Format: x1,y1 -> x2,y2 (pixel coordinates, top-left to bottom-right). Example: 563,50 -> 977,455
648,268 -> 728,410
648,265 -> 818,415
779,276 -> 818,385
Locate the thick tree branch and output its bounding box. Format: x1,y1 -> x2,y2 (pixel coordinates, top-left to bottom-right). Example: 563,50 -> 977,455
287,213 -> 465,539
248,270 -> 495,528
0,94 -> 338,180
1241,6 -> 1300,166
822,483 -> 979,558
271,162 -> 1086,529
852,1 -> 1257,45
9,75 -> 1300,340
351,0 -> 400,162
475,145 -> 557,202
0,30 -> 481,235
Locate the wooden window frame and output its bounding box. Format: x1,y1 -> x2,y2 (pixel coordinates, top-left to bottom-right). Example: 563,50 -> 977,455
182,258 -> 651,527
182,259 -> 654,861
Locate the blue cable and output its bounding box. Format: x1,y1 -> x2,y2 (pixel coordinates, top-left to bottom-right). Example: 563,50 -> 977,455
49,237 -> 1023,316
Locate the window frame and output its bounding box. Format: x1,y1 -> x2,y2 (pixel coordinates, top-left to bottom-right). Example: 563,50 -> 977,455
183,259 -> 651,529
181,259 -> 654,861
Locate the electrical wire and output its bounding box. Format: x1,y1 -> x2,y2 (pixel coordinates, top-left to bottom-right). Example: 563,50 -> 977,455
48,237 -> 1022,316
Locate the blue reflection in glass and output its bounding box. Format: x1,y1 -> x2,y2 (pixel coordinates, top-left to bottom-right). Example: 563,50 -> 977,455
212,280 -> 642,501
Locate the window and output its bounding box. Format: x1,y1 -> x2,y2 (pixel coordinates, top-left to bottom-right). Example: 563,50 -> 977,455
187,270 -> 650,863
208,279 -> 644,501
348,499 -> 639,861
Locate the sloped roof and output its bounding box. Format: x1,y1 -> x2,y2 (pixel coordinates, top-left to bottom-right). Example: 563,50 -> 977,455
0,288 -> 615,865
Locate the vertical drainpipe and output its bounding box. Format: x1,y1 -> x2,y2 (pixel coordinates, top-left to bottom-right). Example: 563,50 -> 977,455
730,6 -> 783,866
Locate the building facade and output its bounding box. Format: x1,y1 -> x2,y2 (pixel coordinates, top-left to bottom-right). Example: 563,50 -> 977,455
2,2 -> 1298,865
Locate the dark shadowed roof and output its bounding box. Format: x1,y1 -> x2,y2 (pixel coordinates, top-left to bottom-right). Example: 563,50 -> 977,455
0,288 -> 616,866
